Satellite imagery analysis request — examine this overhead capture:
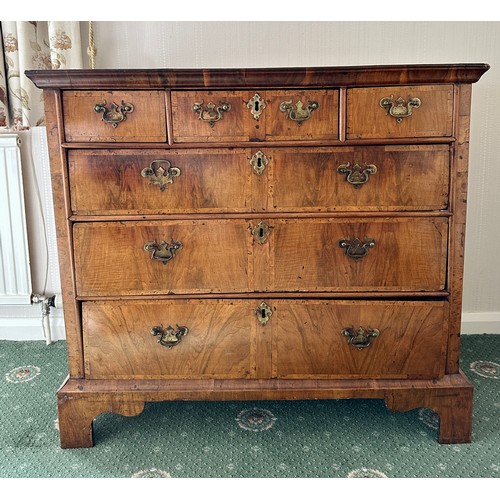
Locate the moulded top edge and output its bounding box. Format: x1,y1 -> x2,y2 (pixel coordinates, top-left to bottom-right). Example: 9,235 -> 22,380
25,63 -> 490,90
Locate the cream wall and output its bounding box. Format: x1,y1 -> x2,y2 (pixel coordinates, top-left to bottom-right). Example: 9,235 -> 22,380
3,21 -> 499,339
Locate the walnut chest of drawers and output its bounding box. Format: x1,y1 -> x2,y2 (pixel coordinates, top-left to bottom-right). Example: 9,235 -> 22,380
27,64 -> 489,448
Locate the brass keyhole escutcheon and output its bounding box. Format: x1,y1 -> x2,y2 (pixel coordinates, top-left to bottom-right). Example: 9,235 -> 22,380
256,302 -> 272,325
251,221 -> 271,244
249,151 -> 269,175
247,93 -> 266,120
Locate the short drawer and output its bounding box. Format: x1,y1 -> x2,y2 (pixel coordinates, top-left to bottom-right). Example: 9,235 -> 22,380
273,299 -> 448,379
63,90 -> 167,142
68,149 -> 254,215
269,145 -> 450,212
82,299 -> 256,379
264,89 -> 339,141
171,89 -> 339,142
73,220 -> 252,297
272,217 -> 448,292
347,85 -> 453,139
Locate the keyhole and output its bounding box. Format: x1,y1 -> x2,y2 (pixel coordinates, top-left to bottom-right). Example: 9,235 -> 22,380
259,227 -> 264,238
261,308 -> 266,319
254,101 -> 260,112
257,157 -> 262,167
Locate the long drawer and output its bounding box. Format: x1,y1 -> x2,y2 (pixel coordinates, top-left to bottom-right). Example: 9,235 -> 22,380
68,145 -> 450,215
82,299 -> 448,380
73,217 -> 448,296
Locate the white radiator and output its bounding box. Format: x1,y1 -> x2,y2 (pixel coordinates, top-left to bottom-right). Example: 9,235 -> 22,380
0,134 -> 32,304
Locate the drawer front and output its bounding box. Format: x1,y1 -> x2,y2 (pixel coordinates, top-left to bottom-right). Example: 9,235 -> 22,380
73,220 -> 252,297
171,89 -> 339,143
63,90 -> 167,142
273,300 -> 448,379
264,90 -> 339,141
347,85 -> 453,139
269,145 -> 449,212
82,298 -> 449,380
272,217 -> 448,292
171,91 -> 255,143
83,300 -> 256,379
68,149 -> 254,215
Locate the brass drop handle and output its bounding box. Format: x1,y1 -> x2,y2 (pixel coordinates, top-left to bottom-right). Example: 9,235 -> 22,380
192,100 -> 232,127
151,324 -> 189,349
144,239 -> 182,265
338,238 -> 375,260
337,162 -> 377,188
141,160 -> 181,191
94,100 -> 134,127
379,96 -> 421,123
279,99 -> 319,125
342,326 -> 380,349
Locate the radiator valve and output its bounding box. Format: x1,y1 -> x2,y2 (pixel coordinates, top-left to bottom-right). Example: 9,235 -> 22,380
31,294 -> 60,344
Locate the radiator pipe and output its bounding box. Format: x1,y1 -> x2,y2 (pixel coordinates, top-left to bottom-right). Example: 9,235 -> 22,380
31,294 -> 57,345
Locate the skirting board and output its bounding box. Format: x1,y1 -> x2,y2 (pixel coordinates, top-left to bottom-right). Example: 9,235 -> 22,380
0,311 -> 498,341
461,312 -> 500,335
0,315 -> 66,341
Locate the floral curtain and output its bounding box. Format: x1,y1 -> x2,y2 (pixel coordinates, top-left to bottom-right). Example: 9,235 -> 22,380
0,21 -> 83,130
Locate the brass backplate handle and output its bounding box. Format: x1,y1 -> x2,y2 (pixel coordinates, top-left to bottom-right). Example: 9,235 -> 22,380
256,302 -> 272,325
192,100 -> 232,127
251,221 -> 271,244
380,96 -> 421,123
141,159 -> 181,191
144,239 -> 182,265
279,99 -> 319,125
337,162 -> 377,188
342,326 -> 380,349
339,238 -> 375,260
151,324 -> 189,349
94,100 -> 134,127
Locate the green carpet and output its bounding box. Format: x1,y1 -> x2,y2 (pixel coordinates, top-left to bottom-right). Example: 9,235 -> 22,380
0,335 -> 498,478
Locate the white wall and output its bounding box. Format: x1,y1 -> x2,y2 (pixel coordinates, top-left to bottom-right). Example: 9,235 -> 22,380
2,21 -> 499,339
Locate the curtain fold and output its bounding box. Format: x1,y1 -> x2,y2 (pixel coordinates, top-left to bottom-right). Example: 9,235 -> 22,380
0,21 -> 83,130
